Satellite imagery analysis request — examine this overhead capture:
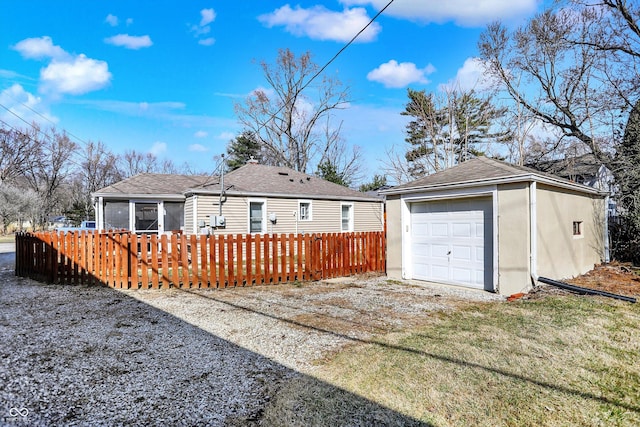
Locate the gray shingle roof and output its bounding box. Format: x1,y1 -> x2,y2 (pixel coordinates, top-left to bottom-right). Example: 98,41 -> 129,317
93,164 -> 379,201
382,156 -> 603,195
196,163 -> 378,201
93,173 -> 211,196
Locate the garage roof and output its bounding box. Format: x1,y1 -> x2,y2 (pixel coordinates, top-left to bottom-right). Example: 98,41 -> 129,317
381,156 -> 607,196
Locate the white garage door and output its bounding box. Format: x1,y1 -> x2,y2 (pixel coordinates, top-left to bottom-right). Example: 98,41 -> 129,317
410,198 -> 492,290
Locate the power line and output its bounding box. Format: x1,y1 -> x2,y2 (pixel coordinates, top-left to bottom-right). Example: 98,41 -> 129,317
300,0 -> 395,94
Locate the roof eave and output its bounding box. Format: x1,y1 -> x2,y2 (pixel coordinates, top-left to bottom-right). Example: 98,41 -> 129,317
185,189 -> 382,202
381,174 -> 607,197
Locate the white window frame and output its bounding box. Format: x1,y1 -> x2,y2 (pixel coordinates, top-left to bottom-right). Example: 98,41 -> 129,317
573,220 -> 584,239
340,202 -> 354,232
298,200 -> 312,221
248,199 -> 267,234
131,200 -> 163,234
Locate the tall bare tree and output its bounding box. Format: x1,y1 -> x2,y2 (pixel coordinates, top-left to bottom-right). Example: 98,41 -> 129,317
478,2 -> 640,165
234,48 -> 352,174
20,126 -> 78,226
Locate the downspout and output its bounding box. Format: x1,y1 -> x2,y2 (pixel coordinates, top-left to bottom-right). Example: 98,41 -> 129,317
604,195 -> 610,263
530,181 -> 538,285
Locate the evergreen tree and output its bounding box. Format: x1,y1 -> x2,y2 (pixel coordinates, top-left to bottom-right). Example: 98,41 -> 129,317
359,175 -> 387,192
226,131 -> 263,171
316,160 -> 350,187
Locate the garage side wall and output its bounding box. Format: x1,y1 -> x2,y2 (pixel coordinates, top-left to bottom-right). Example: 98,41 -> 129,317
536,185 -> 605,280
385,195 -> 403,280
496,183 -> 531,295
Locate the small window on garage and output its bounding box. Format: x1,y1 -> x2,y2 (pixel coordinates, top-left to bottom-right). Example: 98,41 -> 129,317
299,200 -> 312,221
573,221 -> 583,237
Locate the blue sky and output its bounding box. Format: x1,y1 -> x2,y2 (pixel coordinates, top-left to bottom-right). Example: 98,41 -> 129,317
1,0 -> 543,182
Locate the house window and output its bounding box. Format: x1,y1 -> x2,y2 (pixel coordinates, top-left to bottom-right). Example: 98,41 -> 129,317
164,202 -> 184,232
135,203 -> 159,232
341,203 -> 353,232
573,221 -> 583,236
299,201 -> 312,221
249,201 -> 266,233
104,201 -> 129,230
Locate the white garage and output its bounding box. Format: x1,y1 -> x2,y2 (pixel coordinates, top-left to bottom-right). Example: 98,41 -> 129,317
383,157 -> 608,296
409,198 -> 493,289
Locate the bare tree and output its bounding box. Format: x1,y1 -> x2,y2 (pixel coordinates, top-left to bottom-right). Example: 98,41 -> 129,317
234,48 -> 352,174
478,2 -> 640,164
0,126 -> 39,184
20,126 -> 78,226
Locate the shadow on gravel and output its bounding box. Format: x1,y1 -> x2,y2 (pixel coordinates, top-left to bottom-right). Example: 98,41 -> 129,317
0,275 -> 430,426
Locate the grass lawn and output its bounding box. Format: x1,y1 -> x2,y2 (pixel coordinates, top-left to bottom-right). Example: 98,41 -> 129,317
260,294 -> 640,426
0,234 -> 15,243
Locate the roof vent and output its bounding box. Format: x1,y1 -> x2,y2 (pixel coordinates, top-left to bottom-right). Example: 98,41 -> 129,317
278,171 -> 289,176
246,156 -> 259,165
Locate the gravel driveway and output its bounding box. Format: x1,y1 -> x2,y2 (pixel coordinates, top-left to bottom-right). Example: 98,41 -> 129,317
1,253 -> 502,425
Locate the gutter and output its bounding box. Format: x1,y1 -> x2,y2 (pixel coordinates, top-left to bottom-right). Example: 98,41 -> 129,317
381,174 -> 607,197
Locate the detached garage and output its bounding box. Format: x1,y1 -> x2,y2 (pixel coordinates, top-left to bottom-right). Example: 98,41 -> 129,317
382,157 -> 609,296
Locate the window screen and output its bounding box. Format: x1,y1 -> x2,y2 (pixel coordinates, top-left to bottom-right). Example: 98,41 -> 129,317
104,201 -> 129,230
164,202 -> 184,232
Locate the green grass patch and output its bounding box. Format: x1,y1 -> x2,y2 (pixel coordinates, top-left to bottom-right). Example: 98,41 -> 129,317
0,234 -> 15,243
258,295 -> 640,426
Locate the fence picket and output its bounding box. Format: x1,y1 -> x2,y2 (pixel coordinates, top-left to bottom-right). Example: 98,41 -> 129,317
16,230 -> 385,290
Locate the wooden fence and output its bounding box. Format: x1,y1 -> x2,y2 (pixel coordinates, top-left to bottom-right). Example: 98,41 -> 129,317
15,230 -> 385,289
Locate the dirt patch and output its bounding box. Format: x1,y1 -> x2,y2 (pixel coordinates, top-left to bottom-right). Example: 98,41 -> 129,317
529,262 -> 640,299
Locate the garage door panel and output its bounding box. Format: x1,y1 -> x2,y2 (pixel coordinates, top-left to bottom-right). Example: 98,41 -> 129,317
431,244 -> 449,259
410,198 -> 492,290
452,223 -> 472,237
451,245 -> 471,261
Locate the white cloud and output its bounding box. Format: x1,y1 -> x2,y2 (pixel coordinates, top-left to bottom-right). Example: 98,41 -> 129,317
200,8 -> 216,26
190,8 -> 217,44
150,141 -> 167,156
198,37 -> 215,46
194,130 -> 208,138
218,131 -> 235,141
367,60 -> 436,88
12,37 -> 112,96
41,55 -> 111,95
341,0 -> 539,26
439,57 -> 496,92
126,18 -> 134,26
12,36 -> 67,60
259,5 -> 380,42
0,84 -> 57,127
104,34 -> 153,49
105,14 -> 119,26
189,143 -> 208,152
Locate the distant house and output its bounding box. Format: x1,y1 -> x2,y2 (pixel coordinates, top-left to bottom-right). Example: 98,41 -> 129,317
526,153 -> 617,216
92,162 -> 384,236
382,157 -> 609,296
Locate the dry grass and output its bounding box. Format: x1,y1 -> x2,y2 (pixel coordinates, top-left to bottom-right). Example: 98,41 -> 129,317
258,294 -> 640,426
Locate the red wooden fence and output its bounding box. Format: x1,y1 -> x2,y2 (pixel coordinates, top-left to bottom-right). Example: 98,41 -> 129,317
15,231 -> 386,289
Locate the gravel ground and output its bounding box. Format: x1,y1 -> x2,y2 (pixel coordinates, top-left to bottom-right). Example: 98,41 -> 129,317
1,255 -> 503,426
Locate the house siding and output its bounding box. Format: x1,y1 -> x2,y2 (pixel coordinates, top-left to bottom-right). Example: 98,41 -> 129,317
184,198 -> 194,234
496,182 -> 531,295
535,184 -> 605,281
194,195 -> 383,235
